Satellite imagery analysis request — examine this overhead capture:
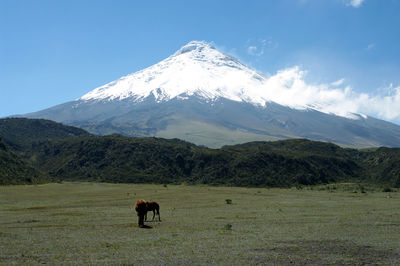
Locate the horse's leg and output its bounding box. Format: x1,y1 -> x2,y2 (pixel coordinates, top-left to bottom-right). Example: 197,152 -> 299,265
152,210 -> 155,221
157,208 -> 161,221
144,212 -> 147,221
138,213 -> 144,227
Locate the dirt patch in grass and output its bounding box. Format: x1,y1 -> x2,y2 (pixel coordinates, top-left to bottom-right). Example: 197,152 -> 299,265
49,212 -> 85,217
17,219 -> 40,223
251,240 -> 400,265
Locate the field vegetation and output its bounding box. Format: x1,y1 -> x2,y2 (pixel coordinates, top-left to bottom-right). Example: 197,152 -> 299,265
1,183 -> 399,264
1,118 -> 400,263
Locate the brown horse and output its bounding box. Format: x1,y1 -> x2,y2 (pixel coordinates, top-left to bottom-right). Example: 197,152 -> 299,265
134,199 -> 147,227
145,201 -> 161,222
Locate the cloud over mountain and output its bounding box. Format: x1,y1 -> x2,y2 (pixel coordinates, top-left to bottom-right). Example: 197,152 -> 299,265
346,0 -> 365,8
260,66 -> 400,124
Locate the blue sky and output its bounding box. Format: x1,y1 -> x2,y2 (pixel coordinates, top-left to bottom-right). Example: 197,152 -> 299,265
1,0 -> 400,123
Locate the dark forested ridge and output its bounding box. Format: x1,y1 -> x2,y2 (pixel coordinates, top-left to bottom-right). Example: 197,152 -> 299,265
0,117 -> 91,151
0,118 -> 399,187
0,137 -> 44,185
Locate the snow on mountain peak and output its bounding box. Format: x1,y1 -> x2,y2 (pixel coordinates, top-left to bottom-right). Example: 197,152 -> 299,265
80,41 -> 268,105
79,40 -> 369,122
173,40 -> 215,56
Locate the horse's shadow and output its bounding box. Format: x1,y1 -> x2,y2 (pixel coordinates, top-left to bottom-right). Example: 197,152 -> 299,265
139,225 -> 152,229
144,220 -> 162,223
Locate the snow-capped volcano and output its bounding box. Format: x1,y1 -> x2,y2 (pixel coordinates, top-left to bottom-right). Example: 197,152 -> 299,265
24,41 -> 400,148
81,41 -> 268,105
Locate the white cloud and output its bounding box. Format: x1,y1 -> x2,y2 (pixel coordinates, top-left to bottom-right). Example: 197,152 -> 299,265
246,38 -> 278,57
247,46 -> 259,56
357,85 -> 400,122
247,45 -> 264,56
260,67 -> 400,124
331,78 -> 345,86
346,0 -> 365,8
366,43 -> 375,51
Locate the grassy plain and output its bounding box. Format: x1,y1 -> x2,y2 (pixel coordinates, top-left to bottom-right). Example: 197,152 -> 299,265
0,183 -> 399,265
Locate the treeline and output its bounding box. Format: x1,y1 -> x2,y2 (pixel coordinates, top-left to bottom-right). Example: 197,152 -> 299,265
0,118 -> 399,187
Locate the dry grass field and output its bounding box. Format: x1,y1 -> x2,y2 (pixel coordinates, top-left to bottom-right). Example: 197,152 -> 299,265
1,183 -> 399,265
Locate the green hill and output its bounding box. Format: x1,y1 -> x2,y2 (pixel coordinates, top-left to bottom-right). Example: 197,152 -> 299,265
358,147 -> 400,187
0,118 -> 399,187
0,118 -> 92,151
29,136 -> 362,187
0,137 -> 44,185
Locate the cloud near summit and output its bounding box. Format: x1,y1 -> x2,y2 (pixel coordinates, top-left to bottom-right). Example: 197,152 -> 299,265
261,66 -> 400,124
346,0 -> 365,8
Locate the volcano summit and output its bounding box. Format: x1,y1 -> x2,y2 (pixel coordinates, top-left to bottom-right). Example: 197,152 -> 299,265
81,41 -> 267,105
25,41 -> 400,148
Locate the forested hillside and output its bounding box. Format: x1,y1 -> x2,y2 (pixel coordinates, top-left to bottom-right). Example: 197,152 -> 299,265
0,118 -> 91,151
28,136 -> 361,186
0,137 -> 44,185
0,118 -> 399,187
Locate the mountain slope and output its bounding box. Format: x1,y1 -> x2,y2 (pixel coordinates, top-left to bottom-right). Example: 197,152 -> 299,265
24,41 -> 400,148
26,95 -> 400,148
0,118 -> 92,151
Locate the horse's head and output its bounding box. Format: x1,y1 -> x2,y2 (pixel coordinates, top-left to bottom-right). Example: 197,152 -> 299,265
135,199 -> 147,214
